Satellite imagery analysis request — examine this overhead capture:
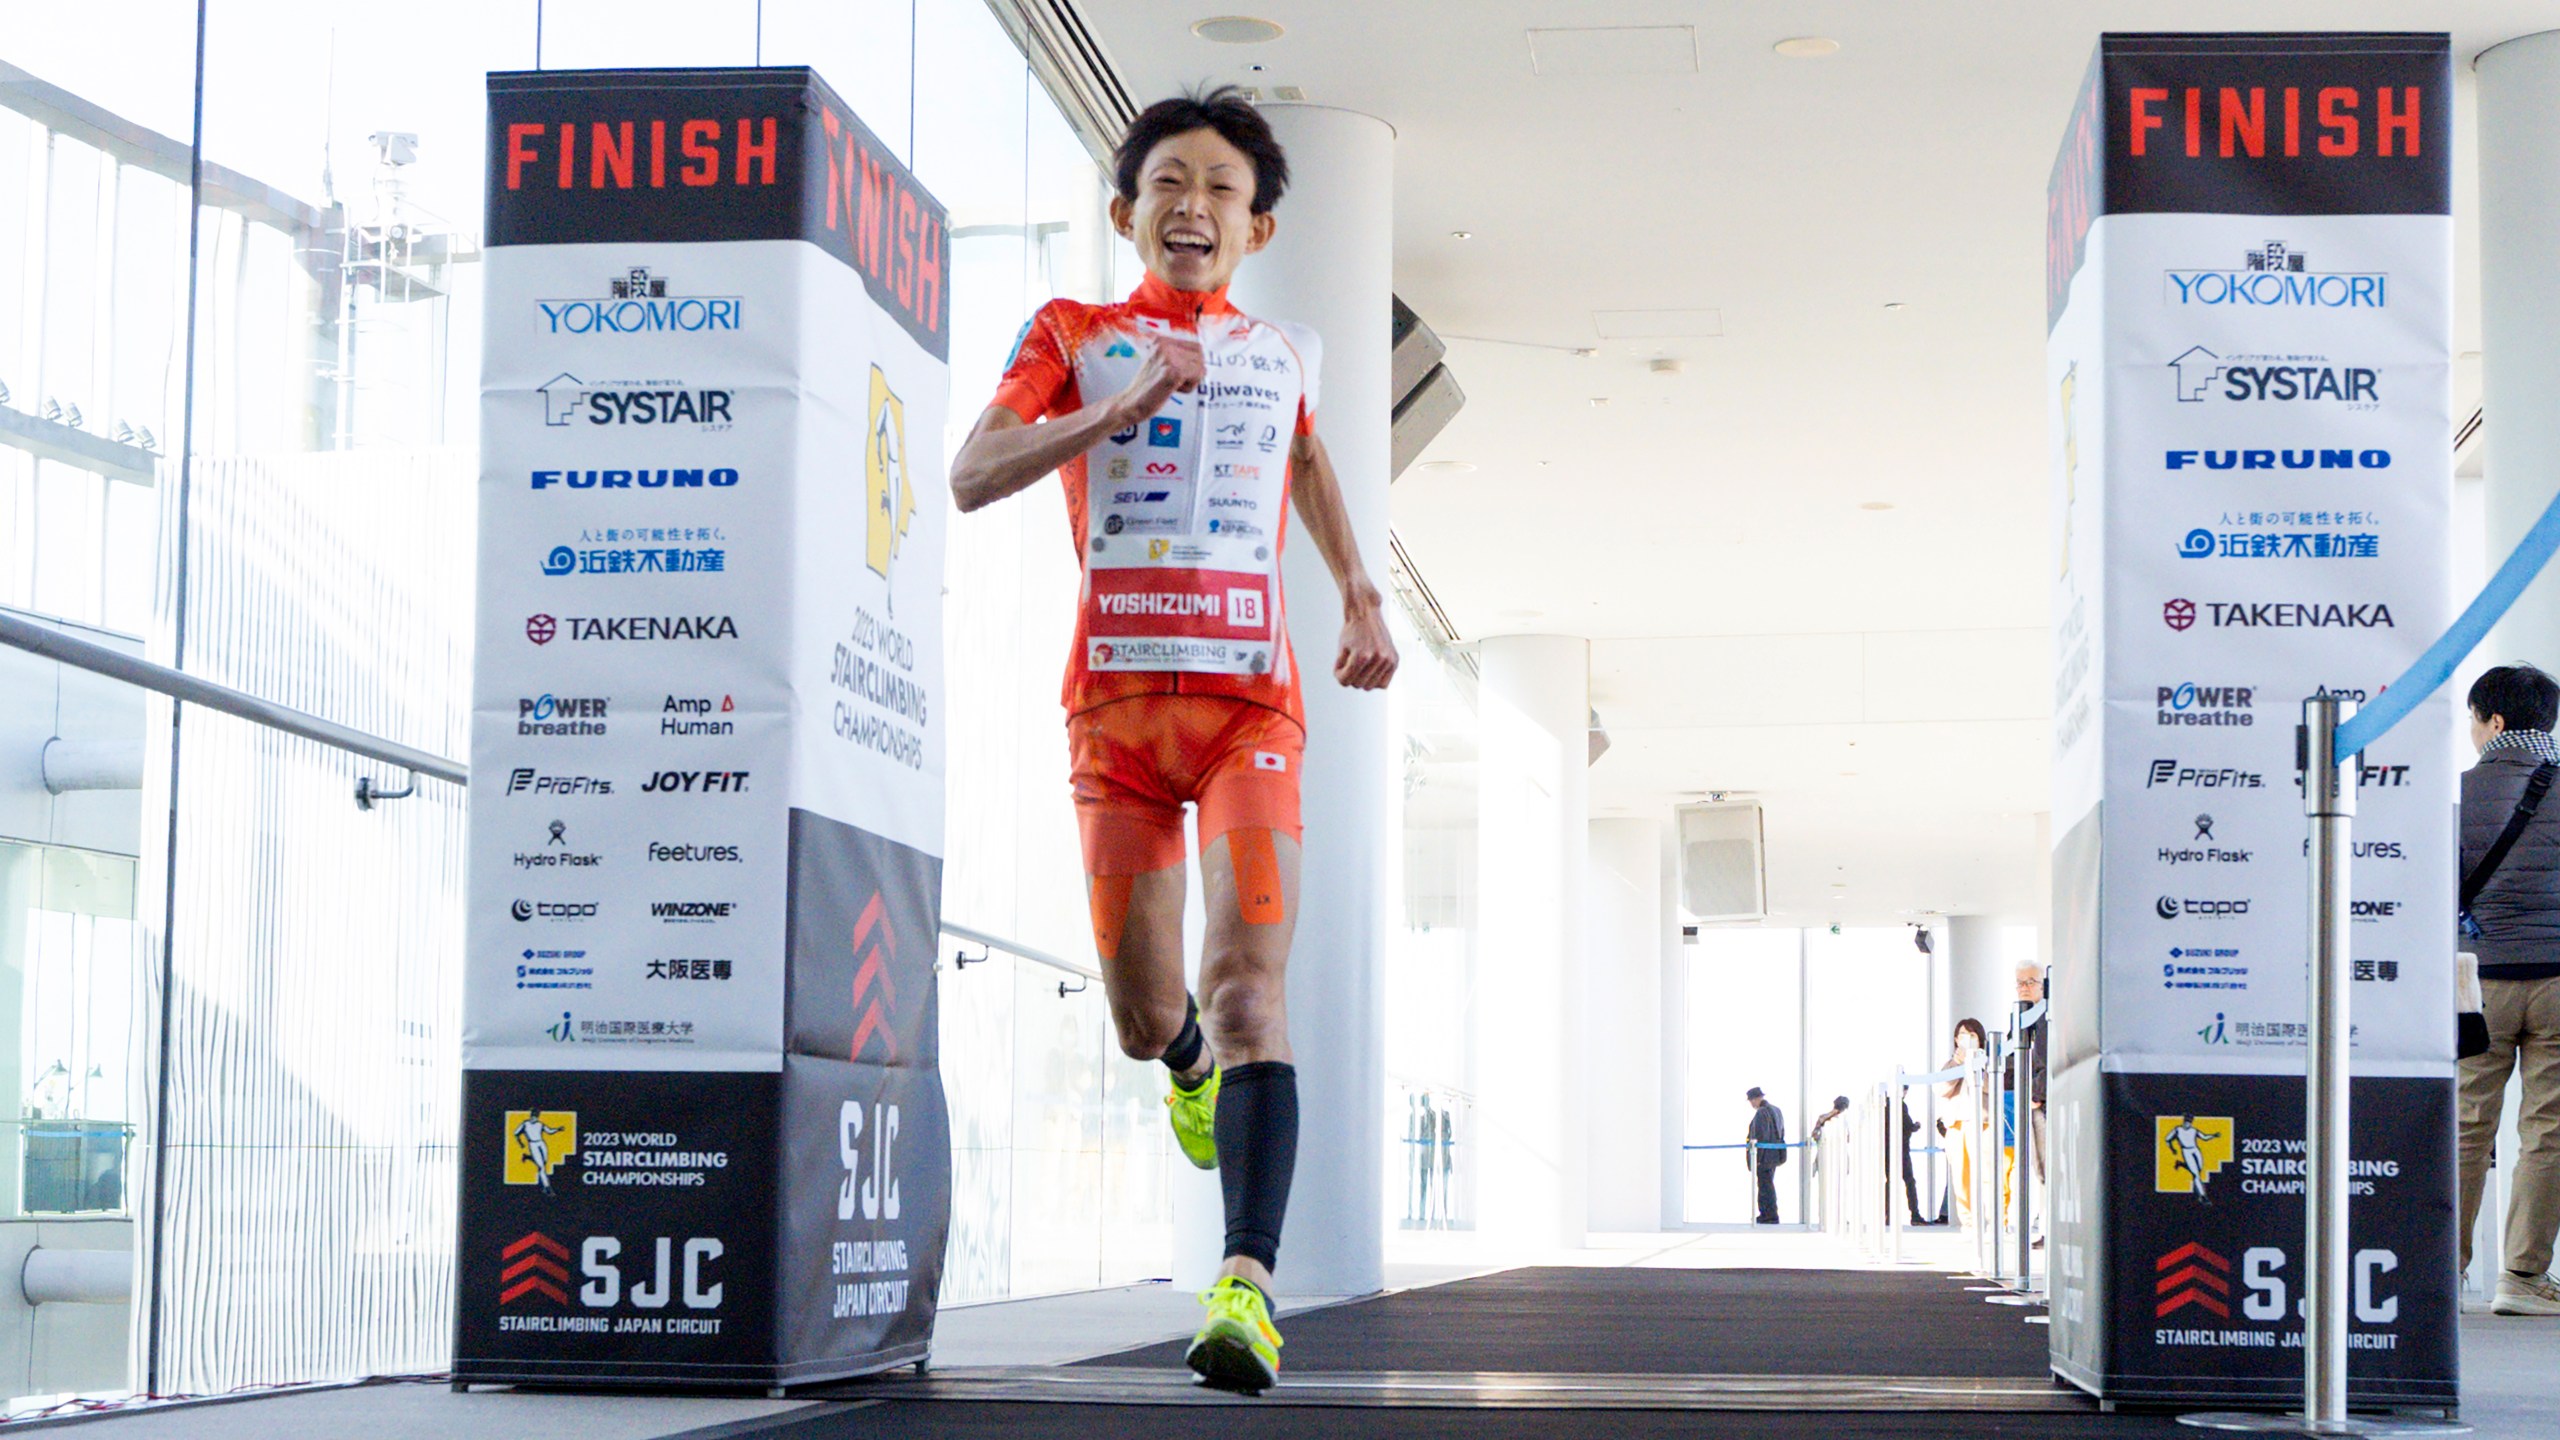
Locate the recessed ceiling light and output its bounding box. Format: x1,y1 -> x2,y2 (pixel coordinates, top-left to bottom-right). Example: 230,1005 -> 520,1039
1883,302 -> 1908,312
1418,459 -> 1476,474
1589,397 -> 1610,407
1775,36 -> 1841,59
1194,16 -> 1284,44
1860,501 -> 1895,511
1450,230 -> 1473,240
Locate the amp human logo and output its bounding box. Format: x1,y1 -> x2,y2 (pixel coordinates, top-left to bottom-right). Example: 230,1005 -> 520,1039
505,1109 -> 577,1193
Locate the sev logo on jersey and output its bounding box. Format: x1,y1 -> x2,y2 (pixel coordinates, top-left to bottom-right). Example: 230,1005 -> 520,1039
2155,1115 -> 2233,1197
866,366 -> 914,582
505,1110 -> 578,1191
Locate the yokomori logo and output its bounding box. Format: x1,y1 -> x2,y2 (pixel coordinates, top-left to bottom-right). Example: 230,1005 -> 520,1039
2156,683 -> 2252,727
640,769 -> 751,795
527,614 -> 740,645
647,840 -> 742,863
505,767 -> 613,797
505,1110 -> 578,1194
537,374 -> 735,428
538,266 -> 742,336
2164,242 -> 2385,309
519,694 -> 608,736
2162,600 -> 2394,631
2156,1118 -> 2235,1203
662,694 -> 737,738
867,365 -> 914,585
2166,347 -> 2378,406
2147,760 -> 2262,789
651,901 -> 736,923
544,543 -> 727,576
2178,526 -> 2379,561
512,898 -> 598,922
2157,895 -> 2251,918
2154,1241 -> 2233,1319
2164,448 -> 2390,471
529,466 -> 740,491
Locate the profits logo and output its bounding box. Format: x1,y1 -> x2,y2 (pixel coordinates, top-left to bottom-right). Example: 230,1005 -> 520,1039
867,365 -> 914,587
500,1232 -> 574,1305
2146,761 -> 2262,790
851,891 -> 898,1063
2156,1117 -> 2234,1201
2154,1241 -> 2234,1318
505,768 -> 613,797
504,1110 -> 578,1193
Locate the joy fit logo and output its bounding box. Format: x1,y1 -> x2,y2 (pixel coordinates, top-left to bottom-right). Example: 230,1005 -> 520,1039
640,770 -> 751,794
867,366 -> 914,585
505,1110 -> 578,1193
850,890 -> 898,1064
2166,347 -> 2378,405
2155,1242 -> 2234,1319
2156,1116 -> 2234,1200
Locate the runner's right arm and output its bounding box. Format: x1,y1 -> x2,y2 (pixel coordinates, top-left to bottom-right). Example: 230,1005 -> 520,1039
949,333 -> 1202,512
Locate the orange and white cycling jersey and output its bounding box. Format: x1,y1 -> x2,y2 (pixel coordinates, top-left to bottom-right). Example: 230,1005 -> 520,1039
991,272 -> 1320,729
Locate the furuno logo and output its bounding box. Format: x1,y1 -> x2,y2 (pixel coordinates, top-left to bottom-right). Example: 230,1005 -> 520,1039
663,694 -> 737,737
537,267 -> 743,336
2157,895 -> 2251,918
2178,527 -> 2379,561
2157,683 -> 2252,727
504,1111 -> 578,1194
2147,761 -> 2263,789
641,769 -> 751,794
2156,1119 -> 2236,1202
652,901 -> 735,923
505,768 -> 613,797
512,899 -> 598,922
649,840 -> 742,863
538,374 -> 735,428
530,615 -> 741,644
2154,1241 -> 2234,1319
2167,347 -> 2379,405
529,466 -> 740,491
2164,242 -> 2386,309
2168,601 -> 2395,631
852,892 -> 898,1063
500,1232 -> 574,1305
519,694 -> 608,737
2164,448 -> 2390,471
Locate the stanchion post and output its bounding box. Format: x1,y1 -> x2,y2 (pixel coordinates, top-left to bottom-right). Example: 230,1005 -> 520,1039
2303,694 -> 2356,1426
1988,1035 -> 2009,1283
2016,1014 -> 2034,1287
1891,1072 -> 1906,1266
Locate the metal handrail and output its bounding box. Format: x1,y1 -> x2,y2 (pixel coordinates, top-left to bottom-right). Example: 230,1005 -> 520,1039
941,919 -> 1102,983
0,609 -> 466,786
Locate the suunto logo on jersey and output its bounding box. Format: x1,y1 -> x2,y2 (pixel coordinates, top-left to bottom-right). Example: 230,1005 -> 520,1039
538,268 -> 744,335
2164,449 -> 2389,471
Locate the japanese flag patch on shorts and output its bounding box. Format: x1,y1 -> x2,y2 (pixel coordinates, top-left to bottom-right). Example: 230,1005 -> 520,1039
1253,751 -> 1288,773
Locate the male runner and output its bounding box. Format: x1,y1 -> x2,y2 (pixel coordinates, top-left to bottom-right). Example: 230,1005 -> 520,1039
2164,1115 -> 2222,1203
947,86 -> 1397,1394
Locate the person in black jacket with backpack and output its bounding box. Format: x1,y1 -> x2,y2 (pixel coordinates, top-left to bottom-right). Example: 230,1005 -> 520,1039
2455,663 -> 2560,1316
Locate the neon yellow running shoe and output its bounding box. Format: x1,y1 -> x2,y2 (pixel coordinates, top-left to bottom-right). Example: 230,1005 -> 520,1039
1166,1065 -> 1220,1171
1186,1275 -> 1281,1394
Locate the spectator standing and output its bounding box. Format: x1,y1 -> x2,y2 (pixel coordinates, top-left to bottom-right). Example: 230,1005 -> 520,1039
2456,665 -> 2560,1316
1939,1018 -> 1989,1230
1746,1087 -> 1787,1224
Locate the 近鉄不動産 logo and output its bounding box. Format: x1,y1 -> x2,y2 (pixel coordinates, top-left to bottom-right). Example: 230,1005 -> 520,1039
538,267 -> 742,335
2163,242 -> 2384,309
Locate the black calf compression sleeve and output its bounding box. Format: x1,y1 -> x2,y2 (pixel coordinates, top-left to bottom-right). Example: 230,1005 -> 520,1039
1216,1060 -> 1299,1272
1161,995 -> 1206,1078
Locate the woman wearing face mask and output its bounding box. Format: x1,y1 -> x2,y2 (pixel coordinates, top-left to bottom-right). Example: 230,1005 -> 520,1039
1938,1018 -> 1990,1231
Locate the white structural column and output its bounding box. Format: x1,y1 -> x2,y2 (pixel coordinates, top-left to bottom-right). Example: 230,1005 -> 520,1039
1658,827 -> 1687,1228
1585,817 -> 1665,1231
1945,915 -> 2012,1039
2479,33 -> 2560,668
1222,104 -> 1394,1297
1474,634 -> 1591,1249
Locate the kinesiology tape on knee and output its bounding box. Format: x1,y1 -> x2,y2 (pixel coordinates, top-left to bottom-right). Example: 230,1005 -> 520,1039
1162,994 -> 1206,1076
1216,1060 -> 1299,1272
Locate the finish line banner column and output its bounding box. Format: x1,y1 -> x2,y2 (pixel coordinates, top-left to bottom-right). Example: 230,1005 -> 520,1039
2044,33 -> 2456,1407
455,68 -> 952,1387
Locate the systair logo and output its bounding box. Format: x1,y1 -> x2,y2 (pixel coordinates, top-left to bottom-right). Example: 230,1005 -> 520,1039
2167,347 -> 2378,405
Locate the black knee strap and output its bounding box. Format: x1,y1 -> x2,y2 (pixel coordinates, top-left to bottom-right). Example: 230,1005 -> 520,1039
1162,995 -> 1206,1076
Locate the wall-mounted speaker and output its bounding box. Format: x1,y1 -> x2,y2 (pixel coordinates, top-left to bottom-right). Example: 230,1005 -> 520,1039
1676,800 -> 1767,922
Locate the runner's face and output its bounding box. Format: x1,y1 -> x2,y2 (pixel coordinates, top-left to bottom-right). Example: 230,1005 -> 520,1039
1114,128 -> 1274,291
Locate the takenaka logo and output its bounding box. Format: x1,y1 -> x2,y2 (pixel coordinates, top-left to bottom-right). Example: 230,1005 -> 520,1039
2163,598 -> 2197,631
500,1232 -> 574,1306
2154,1241 -> 2233,1319
537,267 -> 743,336
2156,895 -> 2250,919
851,891 -> 898,1063
2167,346 -> 2378,406
505,768 -> 613,798
528,614 -> 741,645
504,1110 -> 578,1194
2162,601 -> 2395,631
2156,1117 -> 2234,1202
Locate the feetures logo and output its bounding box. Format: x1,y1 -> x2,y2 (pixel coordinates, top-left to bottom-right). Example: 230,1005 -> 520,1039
2157,1116 -> 2234,1201
2154,1242 -> 2233,1319
501,1232 -> 574,1306
538,267 -> 743,336
505,1110 -> 578,1194
866,365 -> 914,587
851,891 -> 898,1063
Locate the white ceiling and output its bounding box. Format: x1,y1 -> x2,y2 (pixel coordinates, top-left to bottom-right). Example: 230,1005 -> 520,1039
1075,1 -> 2544,925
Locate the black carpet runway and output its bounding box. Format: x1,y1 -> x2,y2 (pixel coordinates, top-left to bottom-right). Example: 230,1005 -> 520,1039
669,1268 -> 2211,1440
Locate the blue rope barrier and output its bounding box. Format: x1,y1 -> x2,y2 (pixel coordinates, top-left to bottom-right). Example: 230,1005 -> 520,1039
2334,485 -> 2560,756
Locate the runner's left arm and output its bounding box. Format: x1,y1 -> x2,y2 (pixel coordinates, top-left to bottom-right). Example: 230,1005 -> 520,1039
1289,428 -> 1399,691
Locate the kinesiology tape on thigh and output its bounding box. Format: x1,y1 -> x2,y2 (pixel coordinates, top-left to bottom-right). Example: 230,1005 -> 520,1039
1086,873 -> 1134,961
1227,827 -> 1285,926
1217,1060 -> 1299,1271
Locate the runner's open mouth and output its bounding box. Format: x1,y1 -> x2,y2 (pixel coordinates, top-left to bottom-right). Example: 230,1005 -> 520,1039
1164,230 -> 1215,257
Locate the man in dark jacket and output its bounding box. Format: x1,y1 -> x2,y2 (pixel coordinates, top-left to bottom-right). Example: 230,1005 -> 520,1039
2456,663 -> 2560,1316
1746,1087 -> 1787,1224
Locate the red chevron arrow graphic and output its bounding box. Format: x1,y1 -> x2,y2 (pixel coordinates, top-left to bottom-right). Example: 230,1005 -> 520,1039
2153,1241 -> 2235,1319
2155,1241 -> 2231,1274
500,1232 -> 572,1306
850,891 -> 898,1063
